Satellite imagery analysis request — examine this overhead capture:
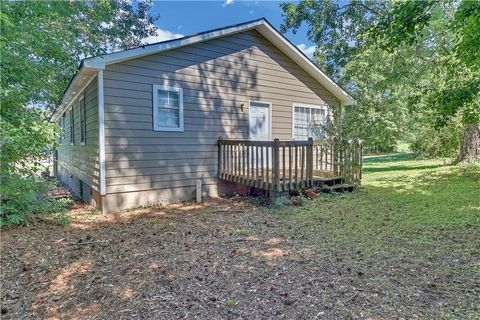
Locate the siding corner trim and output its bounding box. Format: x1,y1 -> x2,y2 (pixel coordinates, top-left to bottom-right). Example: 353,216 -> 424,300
98,70 -> 106,196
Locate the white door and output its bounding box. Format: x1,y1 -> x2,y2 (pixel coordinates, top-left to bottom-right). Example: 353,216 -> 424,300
249,101 -> 271,169
249,101 -> 271,140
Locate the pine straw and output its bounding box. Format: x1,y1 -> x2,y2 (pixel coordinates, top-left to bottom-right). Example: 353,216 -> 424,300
1,193 -> 478,319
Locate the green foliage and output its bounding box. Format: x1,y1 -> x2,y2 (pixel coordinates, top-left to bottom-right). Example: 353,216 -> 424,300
51,203 -> 74,226
370,0 -> 480,127
280,0 -> 387,80
0,174 -> 69,227
396,141 -> 410,153
410,119 -> 463,158
0,107 -> 60,175
0,1 -> 159,225
281,0 -> 480,158
454,1 -> 480,67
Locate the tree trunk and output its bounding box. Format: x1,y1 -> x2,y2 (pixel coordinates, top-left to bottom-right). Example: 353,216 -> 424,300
458,124 -> 480,163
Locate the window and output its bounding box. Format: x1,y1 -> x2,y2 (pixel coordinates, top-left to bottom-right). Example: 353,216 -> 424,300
59,114 -> 66,142
292,104 -> 328,140
80,95 -> 86,143
70,108 -> 75,144
153,85 -> 184,132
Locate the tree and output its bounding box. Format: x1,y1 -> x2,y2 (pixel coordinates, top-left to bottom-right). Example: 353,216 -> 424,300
280,0 -> 411,153
280,0 -> 388,82
281,0 -> 480,160
370,0 -> 480,162
0,0 -> 159,225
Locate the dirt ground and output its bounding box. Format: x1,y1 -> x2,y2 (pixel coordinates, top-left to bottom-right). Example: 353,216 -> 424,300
1,193 -> 478,319
1,198 -> 371,319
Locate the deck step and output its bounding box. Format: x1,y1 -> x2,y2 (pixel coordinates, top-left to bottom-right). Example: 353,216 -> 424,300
314,176 -> 344,187
320,183 -> 355,193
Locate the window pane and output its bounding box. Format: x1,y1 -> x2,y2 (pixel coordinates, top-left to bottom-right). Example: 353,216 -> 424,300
70,109 -> 74,143
61,114 -> 66,141
158,90 -> 169,105
168,91 -> 179,105
294,106 -> 308,140
80,98 -> 86,142
158,107 -> 179,127
158,90 -> 179,109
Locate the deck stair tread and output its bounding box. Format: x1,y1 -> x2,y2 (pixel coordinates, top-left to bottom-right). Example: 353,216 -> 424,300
320,183 -> 356,193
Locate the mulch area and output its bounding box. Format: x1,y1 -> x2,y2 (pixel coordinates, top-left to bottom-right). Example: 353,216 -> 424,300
0,198 -> 354,319
1,197 -> 473,319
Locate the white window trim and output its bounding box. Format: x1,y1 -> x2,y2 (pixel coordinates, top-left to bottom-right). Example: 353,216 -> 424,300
59,114 -> 66,143
153,84 -> 184,132
248,100 -> 272,140
70,108 -> 75,145
291,102 -> 329,140
79,95 -> 86,145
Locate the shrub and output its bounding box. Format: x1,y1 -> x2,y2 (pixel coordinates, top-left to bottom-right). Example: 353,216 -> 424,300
410,120 -> 463,159
0,173 -> 68,227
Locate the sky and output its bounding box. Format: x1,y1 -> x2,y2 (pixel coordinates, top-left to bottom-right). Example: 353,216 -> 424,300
143,0 -> 316,58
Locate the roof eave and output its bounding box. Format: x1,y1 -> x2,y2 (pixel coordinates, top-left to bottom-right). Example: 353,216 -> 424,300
54,18 -> 356,121
51,65 -> 102,122
83,19 -> 266,69
255,22 -> 355,106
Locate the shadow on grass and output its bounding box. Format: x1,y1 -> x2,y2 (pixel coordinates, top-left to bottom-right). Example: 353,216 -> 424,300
363,163 -> 445,173
275,161 -> 480,318
372,162 -> 479,187
363,153 -> 416,164
282,161 -> 480,259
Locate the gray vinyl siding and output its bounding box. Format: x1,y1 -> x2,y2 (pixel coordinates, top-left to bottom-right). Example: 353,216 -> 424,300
57,77 -> 99,191
103,29 -> 339,202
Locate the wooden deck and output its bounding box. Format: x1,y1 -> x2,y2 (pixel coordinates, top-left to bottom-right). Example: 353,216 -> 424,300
218,138 -> 362,193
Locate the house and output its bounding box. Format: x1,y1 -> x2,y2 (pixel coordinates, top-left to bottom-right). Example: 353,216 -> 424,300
51,18 -> 359,213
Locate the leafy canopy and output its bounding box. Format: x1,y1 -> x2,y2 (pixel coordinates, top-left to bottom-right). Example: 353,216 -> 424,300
1,0 -> 159,174
1,0 -> 159,112
280,0 -> 388,82
281,0 -> 480,156
0,0 -> 159,225
369,0 -> 480,126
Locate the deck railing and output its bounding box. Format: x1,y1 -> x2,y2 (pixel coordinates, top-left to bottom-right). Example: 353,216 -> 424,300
217,138 -> 362,192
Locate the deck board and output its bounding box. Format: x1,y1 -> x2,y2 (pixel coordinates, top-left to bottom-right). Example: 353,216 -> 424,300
219,167 -> 342,191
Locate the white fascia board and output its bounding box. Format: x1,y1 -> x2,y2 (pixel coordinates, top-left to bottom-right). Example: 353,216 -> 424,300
255,23 -> 355,106
97,70 -> 106,196
82,20 -> 265,69
51,66 -> 101,122
56,19 -> 354,122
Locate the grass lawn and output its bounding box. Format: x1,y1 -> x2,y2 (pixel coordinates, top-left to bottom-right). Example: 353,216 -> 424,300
1,154 -> 479,319
276,154 -> 480,318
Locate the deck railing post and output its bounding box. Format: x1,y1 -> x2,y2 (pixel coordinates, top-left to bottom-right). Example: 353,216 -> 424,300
217,137 -> 223,178
306,137 -> 314,187
273,138 -> 280,192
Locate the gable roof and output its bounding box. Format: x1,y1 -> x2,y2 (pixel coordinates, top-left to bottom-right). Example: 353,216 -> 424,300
52,18 -> 355,121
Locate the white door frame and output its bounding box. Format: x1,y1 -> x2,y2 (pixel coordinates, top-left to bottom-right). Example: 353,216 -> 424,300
248,100 -> 272,140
